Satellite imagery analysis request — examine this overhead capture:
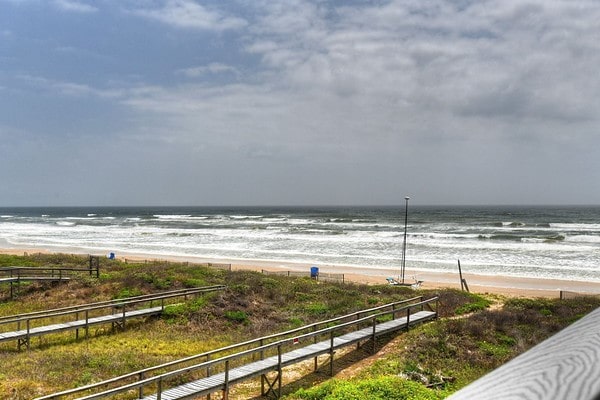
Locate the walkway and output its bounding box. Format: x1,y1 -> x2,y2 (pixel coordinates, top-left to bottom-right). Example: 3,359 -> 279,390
0,285 -> 225,350
37,296 -> 438,400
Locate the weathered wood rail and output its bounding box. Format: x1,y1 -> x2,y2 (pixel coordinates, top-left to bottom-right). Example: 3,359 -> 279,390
36,295 -> 438,400
0,259 -> 101,298
0,285 -> 225,350
448,306 -> 600,400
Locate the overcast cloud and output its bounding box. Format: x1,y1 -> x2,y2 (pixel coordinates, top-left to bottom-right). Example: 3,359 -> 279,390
0,0 -> 599,206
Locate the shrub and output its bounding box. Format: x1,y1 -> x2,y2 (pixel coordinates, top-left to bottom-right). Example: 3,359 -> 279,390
454,293 -> 491,315
288,376 -> 443,400
224,310 -> 248,323
114,288 -> 143,299
305,302 -> 329,315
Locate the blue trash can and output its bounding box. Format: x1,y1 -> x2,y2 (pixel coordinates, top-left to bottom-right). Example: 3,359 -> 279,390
310,266 -> 319,279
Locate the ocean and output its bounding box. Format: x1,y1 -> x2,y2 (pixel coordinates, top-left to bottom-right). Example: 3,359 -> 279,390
0,206 -> 598,282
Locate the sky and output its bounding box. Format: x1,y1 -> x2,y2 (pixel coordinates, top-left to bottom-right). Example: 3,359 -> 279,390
1,0 -> 599,207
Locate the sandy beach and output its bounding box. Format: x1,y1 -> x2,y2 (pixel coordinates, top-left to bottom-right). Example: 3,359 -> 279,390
3,247 -> 599,298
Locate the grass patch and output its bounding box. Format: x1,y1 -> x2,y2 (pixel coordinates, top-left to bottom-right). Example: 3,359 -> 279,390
224,310 -> 249,323
454,293 -> 491,315
2,253 -> 600,400
286,376 -> 444,400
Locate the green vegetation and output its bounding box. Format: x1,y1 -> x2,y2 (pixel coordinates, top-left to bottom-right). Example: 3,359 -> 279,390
1,253 -> 599,400
288,376 -> 444,400
452,292 -> 491,315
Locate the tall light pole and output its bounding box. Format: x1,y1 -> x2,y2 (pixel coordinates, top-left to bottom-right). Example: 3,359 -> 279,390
401,196 -> 410,284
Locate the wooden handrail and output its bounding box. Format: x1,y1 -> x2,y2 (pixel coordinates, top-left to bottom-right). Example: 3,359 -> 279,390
0,286 -> 224,324
0,286 -> 225,329
36,296 -> 438,400
447,306 -> 600,400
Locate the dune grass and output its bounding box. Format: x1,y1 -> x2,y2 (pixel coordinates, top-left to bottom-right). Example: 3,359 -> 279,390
1,253 -> 599,399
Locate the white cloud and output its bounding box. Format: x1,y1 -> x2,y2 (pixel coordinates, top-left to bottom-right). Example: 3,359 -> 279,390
53,0 -> 97,13
177,63 -> 239,78
130,0 -> 246,31
245,0 -> 600,130
8,0 -> 600,204
16,74 -> 123,99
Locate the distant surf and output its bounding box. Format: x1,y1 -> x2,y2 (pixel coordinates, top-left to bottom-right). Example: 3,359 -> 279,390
0,205 -> 598,282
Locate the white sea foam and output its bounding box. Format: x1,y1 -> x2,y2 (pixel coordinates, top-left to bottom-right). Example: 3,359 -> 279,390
55,221 -> 76,226
565,235 -> 600,243
0,206 -> 598,282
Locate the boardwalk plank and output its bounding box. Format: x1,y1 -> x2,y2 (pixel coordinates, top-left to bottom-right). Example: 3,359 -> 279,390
141,311 -> 437,400
0,306 -> 164,343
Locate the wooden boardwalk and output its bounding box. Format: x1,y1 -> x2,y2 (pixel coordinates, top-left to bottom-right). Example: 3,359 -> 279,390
0,262 -> 100,298
0,306 -> 163,345
37,296 -> 438,400
0,285 -> 225,350
141,310 -> 436,400
0,276 -> 71,284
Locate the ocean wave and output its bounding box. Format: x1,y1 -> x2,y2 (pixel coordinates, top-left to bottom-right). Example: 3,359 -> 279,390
478,234 -> 522,241
1,206 -> 599,282
229,215 -> 263,220
521,235 -> 565,243
55,221 -> 76,226
550,223 -> 600,231
503,221 -> 525,227
565,235 -> 600,244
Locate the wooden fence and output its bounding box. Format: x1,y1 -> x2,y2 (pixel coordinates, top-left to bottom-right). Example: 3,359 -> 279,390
0,260 -> 100,298
559,290 -> 600,300
261,269 -> 345,283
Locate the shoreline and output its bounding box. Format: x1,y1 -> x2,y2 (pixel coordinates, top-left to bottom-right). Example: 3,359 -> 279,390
2,247 -> 600,298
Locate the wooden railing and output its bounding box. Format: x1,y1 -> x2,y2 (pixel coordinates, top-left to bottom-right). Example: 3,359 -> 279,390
447,306 -> 600,400
37,296 -> 438,399
0,285 -> 225,350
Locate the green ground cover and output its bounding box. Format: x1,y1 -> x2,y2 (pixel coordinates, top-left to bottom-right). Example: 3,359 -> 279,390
1,253 -> 599,399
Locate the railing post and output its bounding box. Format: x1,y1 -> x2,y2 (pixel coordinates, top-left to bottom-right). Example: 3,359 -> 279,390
223,359 -> 230,400
85,309 -> 89,338
75,311 -> 79,340
260,338 -> 264,360
371,316 -> 377,354
26,318 -> 31,350
406,306 -> 411,331
278,344 -> 283,397
206,354 -> 211,400
138,372 -> 144,399
157,378 -> 162,400
356,313 -> 361,350
329,331 -> 334,376
313,325 -> 318,371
